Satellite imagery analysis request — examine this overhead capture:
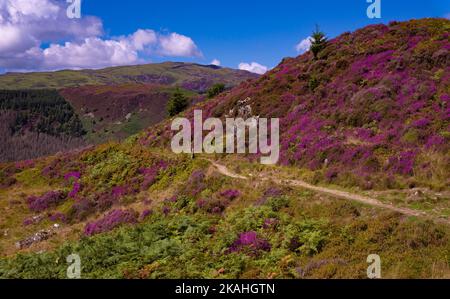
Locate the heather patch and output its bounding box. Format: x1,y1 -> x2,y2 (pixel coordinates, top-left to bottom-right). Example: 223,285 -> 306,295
84,209 -> 138,236
27,191 -> 67,213
227,231 -> 271,255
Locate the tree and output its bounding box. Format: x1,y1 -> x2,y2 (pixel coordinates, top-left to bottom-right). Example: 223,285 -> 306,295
310,25 -> 327,59
167,89 -> 189,117
207,83 -> 226,99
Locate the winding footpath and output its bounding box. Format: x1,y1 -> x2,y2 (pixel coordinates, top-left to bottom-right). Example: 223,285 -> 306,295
208,160 -> 450,225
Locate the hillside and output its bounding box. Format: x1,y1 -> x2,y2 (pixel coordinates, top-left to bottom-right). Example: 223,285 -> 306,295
0,90 -> 87,163
0,19 -> 449,279
0,62 -> 258,92
142,18 -> 450,190
59,84 -> 198,143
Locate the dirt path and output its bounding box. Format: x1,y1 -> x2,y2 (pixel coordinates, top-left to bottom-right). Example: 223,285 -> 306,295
208,160 -> 450,225
208,160 -> 248,180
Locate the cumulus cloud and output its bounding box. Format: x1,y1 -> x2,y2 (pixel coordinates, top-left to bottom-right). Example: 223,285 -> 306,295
129,29 -> 157,51
0,0 -> 102,54
0,0 -> 202,71
238,62 -> 268,75
41,37 -> 142,70
210,59 -> 221,66
158,33 -> 202,57
295,36 -> 312,53
445,13 -> 450,19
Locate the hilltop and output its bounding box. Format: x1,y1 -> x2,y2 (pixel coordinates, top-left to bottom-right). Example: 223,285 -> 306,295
143,18 -> 450,190
0,62 -> 258,92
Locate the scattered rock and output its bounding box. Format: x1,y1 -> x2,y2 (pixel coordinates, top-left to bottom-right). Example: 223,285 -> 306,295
15,229 -> 56,250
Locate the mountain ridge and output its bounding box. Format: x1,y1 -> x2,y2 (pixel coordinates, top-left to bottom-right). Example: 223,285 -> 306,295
0,62 -> 258,92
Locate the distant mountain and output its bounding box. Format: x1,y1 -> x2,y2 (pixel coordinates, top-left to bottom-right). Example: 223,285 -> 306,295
143,18 -> 450,189
0,62 -> 258,92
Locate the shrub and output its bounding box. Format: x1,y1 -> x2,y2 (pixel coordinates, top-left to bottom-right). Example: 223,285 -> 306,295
227,231 -> 271,256
207,83 -> 226,99
186,170 -> 206,196
220,189 -> 241,200
267,196 -> 290,211
66,198 -> 96,222
309,76 -> 320,91
27,191 -> 67,212
139,160 -> 169,190
84,209 -> 138,236
167,89 -> 189,117
140,209 -> 153,220
68,182 -> 81,198
196,197 -> 231,214
49,212 -> 67,223
255,187 -> 283,206
64,171 -> 81,181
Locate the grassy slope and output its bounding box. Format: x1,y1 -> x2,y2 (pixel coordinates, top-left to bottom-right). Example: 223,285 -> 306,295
0,144 -> 448,279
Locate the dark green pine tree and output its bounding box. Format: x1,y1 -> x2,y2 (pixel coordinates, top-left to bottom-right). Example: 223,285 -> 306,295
310,25 -> 328,59
167,88 -> 189,117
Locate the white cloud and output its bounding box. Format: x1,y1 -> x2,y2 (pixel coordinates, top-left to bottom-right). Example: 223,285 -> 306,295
238,62 -> 268,75
295,36 -> 312,53
0,0 -> 202,71
445,13 -> 450,19
41,38 -> 140,70
210,59 -> 221,66
159,33 -> 202,57
129,29 -> 157,51
0,0 -> 103,50
3,0 -> 59,20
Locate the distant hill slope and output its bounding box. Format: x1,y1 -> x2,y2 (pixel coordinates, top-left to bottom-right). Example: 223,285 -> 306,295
0,90 -> 86,162
142,18 -> 450,189
0,62 -> 258,92
59,84 -> 198,143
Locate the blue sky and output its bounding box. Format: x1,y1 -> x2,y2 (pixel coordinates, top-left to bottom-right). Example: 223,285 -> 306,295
0,0 -> 448,73
83,0 -> 449,69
